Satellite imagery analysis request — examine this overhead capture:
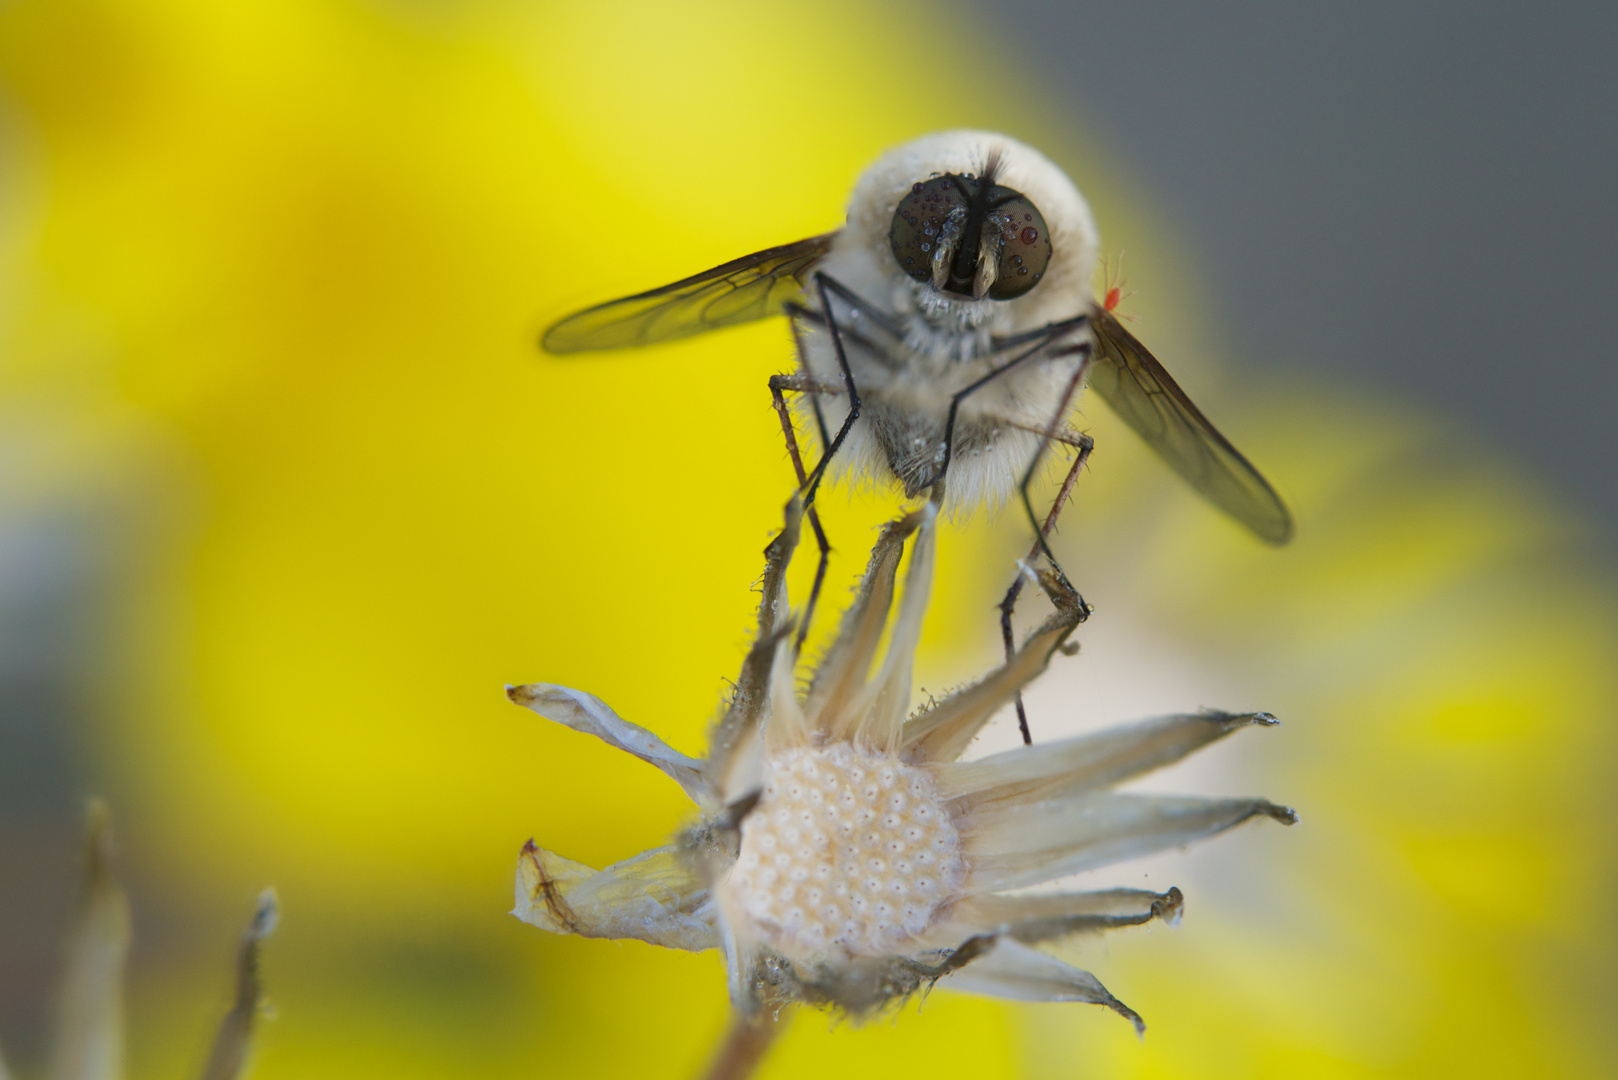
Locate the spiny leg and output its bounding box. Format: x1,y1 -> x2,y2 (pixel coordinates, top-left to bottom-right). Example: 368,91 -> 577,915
1000,425 -> 1093,744
908,330 -> 1093,744
998,430 -> 1093,646
793,272 -> 861,510
769,373 -> 832,653
786,309 -> 836,459
776,286 -> 862,650
766,275 -> 873,650
759,274 -> 863,649
787,270 -> 926,507
999,351 -> 1094,744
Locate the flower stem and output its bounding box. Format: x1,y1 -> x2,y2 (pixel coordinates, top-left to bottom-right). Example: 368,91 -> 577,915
698,1010 -> 785,1080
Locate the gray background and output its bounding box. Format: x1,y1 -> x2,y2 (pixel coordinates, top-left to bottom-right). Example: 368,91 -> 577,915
961,0 -> 1618,549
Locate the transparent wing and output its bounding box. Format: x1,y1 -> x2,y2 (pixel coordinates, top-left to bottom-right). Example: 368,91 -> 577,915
1087,306 -> 1294,544
541,232 -> 838,353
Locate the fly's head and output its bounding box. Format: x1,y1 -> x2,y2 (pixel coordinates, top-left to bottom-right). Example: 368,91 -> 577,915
888,165 -> 1052,302
837,132 -> 1097,337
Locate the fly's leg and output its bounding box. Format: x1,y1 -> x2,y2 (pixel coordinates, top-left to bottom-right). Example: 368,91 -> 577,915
999,350 -> 1094,744
1000,424 -> 1093,744
769,373 -> 833,653
909,333 -> 1093,744
786,271 -> 906,503
785,308 -> 836,460
765,272 -> 862,649
791,273 -> 861,511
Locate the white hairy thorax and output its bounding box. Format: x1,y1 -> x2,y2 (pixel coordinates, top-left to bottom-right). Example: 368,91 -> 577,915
721,743 -> 965,961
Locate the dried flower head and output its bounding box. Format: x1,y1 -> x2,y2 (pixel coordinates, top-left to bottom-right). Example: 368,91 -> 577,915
510,503 -> 1294,1030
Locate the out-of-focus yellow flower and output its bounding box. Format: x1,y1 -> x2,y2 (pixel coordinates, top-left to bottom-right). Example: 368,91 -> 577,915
510,503 -> 1292,1034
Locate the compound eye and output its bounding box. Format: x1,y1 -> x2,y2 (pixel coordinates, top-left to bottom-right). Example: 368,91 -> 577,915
985,194 -> 1051,300
889,176 -> 969,284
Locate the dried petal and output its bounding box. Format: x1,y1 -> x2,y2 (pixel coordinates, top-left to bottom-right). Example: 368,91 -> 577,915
934,711 -> 1279,812
933,886 -> 1183,946
716,721 -> 766,804
964,793 -> 1296,893
944,937 -> 1144,1034
708,501 -> 803,769
899,616 -> 1066,763
199,890 -> 280,1080
852,505 -> 937,754
514,841 -> 718,951
806,512 -> 918,737
722,920 -> 762,1013
508,683 -> 715,805
764,635 -> 812,751
49,801 -> 130,1080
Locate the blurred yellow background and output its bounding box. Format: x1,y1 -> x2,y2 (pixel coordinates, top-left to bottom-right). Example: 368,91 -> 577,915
0,1 -> 1613,1077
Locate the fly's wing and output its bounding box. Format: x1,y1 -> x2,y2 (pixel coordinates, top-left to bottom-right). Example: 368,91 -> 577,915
1087,306 -> 1294,544
541,232 -> 838,353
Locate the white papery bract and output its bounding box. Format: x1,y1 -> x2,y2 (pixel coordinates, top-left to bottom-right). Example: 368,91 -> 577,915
509,504 -> 1294,1029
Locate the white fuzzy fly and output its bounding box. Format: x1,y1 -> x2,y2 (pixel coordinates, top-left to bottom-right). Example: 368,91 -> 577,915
542,129 -> 1290,543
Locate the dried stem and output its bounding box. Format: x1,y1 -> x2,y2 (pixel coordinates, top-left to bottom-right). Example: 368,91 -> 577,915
697,1010 -> 785,1080
199,889 -> 279,1080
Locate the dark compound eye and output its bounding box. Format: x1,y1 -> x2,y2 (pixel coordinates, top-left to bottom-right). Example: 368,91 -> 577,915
888,174 -> 1052,301
983,194 -> 1051,300
888,176 -> 971,285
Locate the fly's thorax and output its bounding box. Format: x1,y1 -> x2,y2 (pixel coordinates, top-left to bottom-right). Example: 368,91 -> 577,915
720,743 -> 966,964
793,319 -> 1090,508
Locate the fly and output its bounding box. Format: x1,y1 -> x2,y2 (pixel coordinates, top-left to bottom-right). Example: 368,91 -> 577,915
541,131 -> 1292,743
